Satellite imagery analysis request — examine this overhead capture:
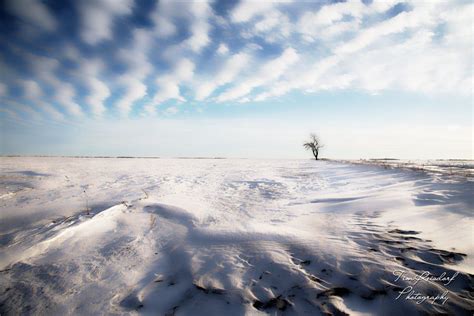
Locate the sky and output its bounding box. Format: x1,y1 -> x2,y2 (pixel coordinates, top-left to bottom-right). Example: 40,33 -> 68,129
0,0 -> 472,159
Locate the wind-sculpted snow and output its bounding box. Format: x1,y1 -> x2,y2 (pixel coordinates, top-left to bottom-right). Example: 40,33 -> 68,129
341,159 -> 474,178
0,158 -> 472,315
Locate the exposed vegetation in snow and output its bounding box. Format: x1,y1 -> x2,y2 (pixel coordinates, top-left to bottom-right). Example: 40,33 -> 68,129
0,158 -> 472,315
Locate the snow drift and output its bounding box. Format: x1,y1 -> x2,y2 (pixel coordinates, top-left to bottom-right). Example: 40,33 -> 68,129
0,158 -> 472,315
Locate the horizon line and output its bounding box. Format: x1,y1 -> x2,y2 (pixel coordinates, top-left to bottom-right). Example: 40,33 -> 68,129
0,155 -> 472,161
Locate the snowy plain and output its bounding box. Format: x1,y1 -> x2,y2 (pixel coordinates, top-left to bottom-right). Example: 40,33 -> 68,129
0,157 -> 472,315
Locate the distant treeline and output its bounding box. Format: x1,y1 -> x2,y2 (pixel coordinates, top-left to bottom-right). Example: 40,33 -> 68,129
0,155 -> 228,159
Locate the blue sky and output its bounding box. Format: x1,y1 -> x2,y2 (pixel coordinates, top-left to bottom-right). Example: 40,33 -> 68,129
0,0 -> 472,158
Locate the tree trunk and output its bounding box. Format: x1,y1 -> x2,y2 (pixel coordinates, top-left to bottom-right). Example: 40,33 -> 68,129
312,149 -> 318,160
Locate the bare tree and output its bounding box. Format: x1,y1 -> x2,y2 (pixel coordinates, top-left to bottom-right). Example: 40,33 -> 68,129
303,133 -> 323,160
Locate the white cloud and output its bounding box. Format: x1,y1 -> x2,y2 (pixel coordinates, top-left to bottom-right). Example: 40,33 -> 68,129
151,4 -> 177,38
153,18 -> 177,38
182,2 -> 213,52
302,0 -> 365,28
217,43 -> 229,55
54,83 -> 83,117
155,59 -> 195,102
114,0 -> 212,116
116,78 -> 147,117
0,108 -> 19,120
254,10 -> 289,36
17,80 -> 65,121
231,0 -> 291,23
4,0 -> 472,124
253,55 -> 341,101
336,2 -> 472,95
5,100 -> 43,120
25,54 -> 84,117
296,0 -> 405,43
37,101 -> 65,121
76,59 -> 110,117
254,10 -> 282,33
345,29 -> 470,94
336,9 -> 431,55
5,0 -> 57,31
231,1 -> 293,43
114,0 -> 207,117
78,0 -> 133,45
153,81 -> 182,104
116,29 -> 154,116
62,45 -> 81,61
173,59 -> 195,81
195,53 -> 250,100
253,1 -> 473,101
250,9 -> 292,43
185,19 -> 211,53
19,79 -> 42,99
0,83 -> 7,97
216,47 -> 299,102
37,101 -> 64,121
164,106 -> 179,115
145,59 -> 195,114
114,0 -> 213,117
152,1 -> 213,53
85,78 -> 110,117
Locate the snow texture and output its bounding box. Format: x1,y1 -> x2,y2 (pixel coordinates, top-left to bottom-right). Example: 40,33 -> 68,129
0,158 -> 472,315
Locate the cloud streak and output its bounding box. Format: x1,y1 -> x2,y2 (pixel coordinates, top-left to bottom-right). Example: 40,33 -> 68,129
5,0 -> 57,31
77,0 -> 133,45
0,0 -> 471,122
